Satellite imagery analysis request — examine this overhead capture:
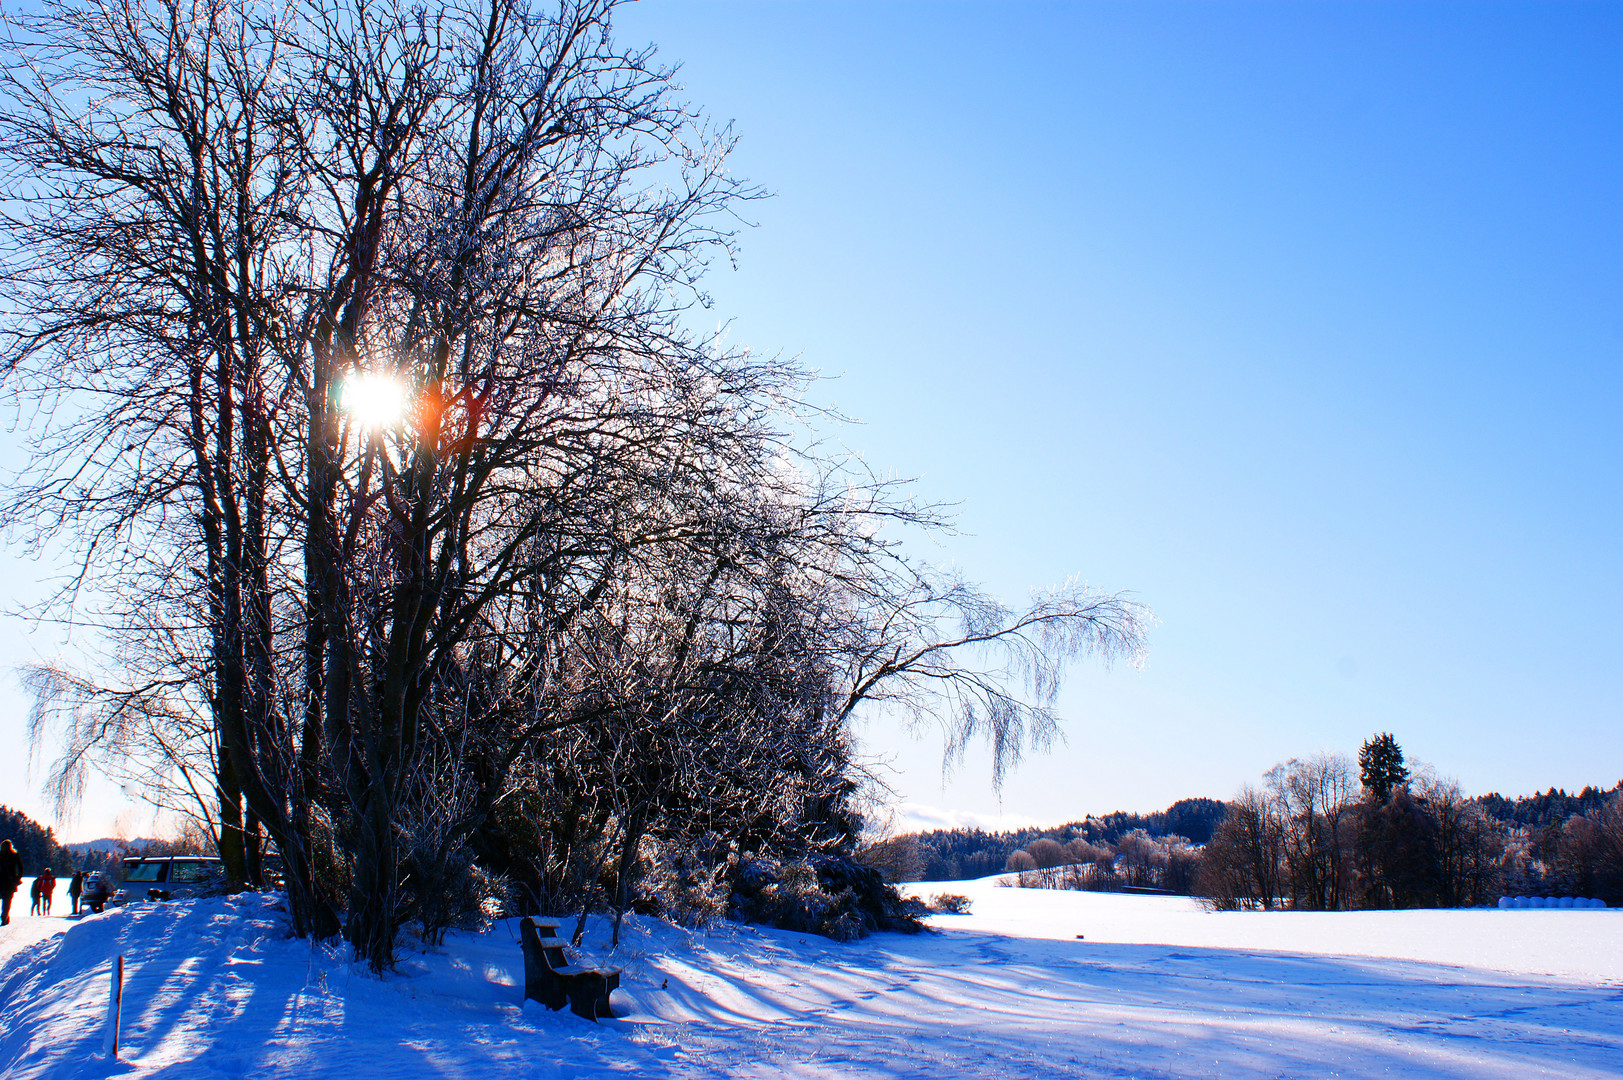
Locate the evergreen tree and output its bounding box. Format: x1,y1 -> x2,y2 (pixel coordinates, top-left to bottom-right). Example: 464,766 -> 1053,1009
1358,733 -> 1409,803
0,807 -> 76,874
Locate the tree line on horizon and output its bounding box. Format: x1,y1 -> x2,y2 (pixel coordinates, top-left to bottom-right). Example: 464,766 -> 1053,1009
862,736 -> 1623,909
0,807 -> 83,878
1199,735 -> 1622,910
0,809 -> 254,880
858,798 -> 1226,884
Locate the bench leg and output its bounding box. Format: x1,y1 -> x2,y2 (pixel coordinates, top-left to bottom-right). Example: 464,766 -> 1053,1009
534,968 -> 569,1011
567,972 -> 610,1021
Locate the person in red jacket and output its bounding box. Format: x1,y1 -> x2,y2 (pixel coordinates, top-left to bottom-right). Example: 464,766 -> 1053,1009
36,867 -> 56,916
0,840 -> 21,925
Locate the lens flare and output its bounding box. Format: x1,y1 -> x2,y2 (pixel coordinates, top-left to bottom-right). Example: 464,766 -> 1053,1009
341,373 -> 410,430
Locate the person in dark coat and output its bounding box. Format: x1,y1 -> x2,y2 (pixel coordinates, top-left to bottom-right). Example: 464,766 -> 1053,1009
69,870 -> 84,915
0,840 -> 21,925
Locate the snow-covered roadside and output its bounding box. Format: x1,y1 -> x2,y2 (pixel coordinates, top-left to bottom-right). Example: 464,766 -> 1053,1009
0,916 -> 74,970
1,878 -> 76,969
0,882 -> 1619,1080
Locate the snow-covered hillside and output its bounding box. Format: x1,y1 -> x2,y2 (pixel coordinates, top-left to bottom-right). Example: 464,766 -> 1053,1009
2,878 -> 1619,1079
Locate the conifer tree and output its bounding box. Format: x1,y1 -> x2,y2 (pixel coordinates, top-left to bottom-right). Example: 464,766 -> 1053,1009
1358,733 -> 1410,803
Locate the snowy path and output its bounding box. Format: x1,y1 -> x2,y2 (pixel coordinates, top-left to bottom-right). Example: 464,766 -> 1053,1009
1,883 -> 1619,1079
0,914 -> 74,970
0,878 -> 77,969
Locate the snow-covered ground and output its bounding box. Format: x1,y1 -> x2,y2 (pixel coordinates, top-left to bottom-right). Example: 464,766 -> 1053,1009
1,875 -> 1619,1079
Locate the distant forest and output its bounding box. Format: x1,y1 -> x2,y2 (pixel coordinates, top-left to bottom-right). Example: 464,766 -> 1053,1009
0,806 -> 96,876
863,744 -> 1623,911
1477,785 -> 1619,832
900,798 -> 1228,882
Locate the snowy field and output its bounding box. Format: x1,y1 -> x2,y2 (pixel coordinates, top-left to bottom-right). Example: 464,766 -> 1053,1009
1,875 -> 1619,1079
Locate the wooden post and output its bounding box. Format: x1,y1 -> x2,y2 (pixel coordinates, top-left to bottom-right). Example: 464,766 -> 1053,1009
103,954 -> 123,1059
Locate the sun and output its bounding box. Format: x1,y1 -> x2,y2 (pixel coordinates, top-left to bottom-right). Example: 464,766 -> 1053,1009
341,372 -> 410,431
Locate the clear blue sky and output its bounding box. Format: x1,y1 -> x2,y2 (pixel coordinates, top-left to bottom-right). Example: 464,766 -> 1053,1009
607,0 -> 1623,828
2,0 -> 1619,839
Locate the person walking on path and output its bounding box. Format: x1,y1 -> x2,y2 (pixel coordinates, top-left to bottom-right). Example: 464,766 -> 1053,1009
68,870 -> 83,915
0,840 -> 21,925
28,877 -> 41,916
36,868 -> 56,915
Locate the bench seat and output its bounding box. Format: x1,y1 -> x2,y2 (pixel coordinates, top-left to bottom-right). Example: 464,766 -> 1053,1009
519,916 -> 621,1021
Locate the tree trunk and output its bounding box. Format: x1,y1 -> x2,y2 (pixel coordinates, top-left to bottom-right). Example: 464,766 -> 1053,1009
347,783 -> 401,971
244,807 -> 263,889
216,744 -> 246,887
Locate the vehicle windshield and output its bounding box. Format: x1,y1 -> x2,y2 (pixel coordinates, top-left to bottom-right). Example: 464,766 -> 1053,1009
122,861 -> 166,882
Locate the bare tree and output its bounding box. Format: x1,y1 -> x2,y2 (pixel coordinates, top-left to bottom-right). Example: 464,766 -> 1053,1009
827,567 -> 1151,789
1412,769 -> 1504,908
1266,752 -> 1355,910
855,836 -> 925,884
1,0 -> 764,966
0,0 -> 320,918
1004,849 -> 1037,873
1198,784 -> 1283,910
1026,838 -> 1067,869
1555,792 -> 1623,904
3,0 -> 1154,968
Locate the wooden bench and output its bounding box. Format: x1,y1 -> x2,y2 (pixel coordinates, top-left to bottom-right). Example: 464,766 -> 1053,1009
519,917 -> 621,1021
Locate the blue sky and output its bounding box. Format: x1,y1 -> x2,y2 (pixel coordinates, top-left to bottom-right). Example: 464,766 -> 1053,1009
605,0 -> 1623,827
1,0 -> 1618,839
